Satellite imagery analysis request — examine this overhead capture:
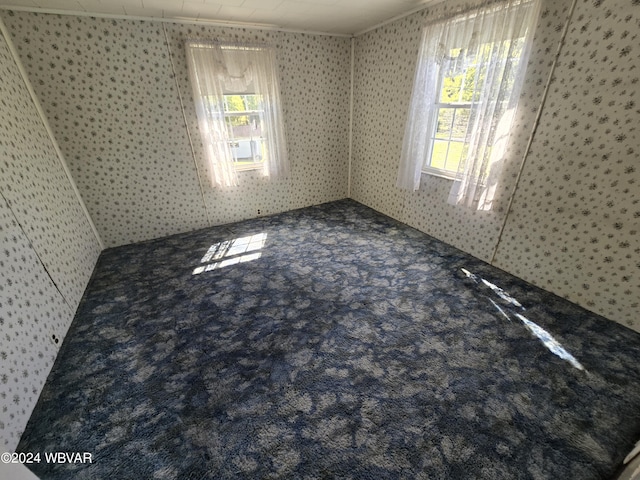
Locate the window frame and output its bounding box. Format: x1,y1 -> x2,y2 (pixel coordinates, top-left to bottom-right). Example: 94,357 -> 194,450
423,59 -> 475,180
421,27 -> 524,183
185,40 -> 290,187
221,93 -> 266,172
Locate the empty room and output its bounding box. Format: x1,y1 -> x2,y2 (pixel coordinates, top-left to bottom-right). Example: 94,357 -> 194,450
1,0 -> 639,478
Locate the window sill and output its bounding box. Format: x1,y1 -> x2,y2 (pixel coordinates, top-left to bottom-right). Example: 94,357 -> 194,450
235,163 -> 264,172
422,166 -> 457,181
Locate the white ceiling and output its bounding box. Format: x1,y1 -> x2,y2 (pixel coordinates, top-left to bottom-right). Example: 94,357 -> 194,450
0,0 -> 440,35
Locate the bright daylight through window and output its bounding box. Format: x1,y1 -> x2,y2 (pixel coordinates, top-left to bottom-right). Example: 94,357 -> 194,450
186,41 -> 289,188
426,37 -> 523,179
397,0 -> 541,210
223,94 -> 265,170
193,233 -> 267,274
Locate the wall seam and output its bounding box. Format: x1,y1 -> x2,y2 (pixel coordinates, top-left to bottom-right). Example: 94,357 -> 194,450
489,0 -> 579,265
0,189 -> 74,316
0,16 -> 104,251
347,36 -> 355,198
162,22 -> 213,226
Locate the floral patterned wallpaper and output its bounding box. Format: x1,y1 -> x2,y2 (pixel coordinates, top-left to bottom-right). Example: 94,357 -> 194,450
352,0 -> 640,331
0,9 -> 349,450
0,28 -> 101,450
494,0 -> 640,329
163,22 -> 350,226
0,0 -> 638,454
352,0 -> 572,261
2,12 -> 351,247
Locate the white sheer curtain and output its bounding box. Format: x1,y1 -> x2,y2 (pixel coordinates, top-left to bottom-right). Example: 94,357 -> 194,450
397,0 -> 541,210
185,41 -> 289,188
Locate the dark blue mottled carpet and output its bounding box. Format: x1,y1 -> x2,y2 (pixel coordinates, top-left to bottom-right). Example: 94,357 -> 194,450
17,200 -> 640,479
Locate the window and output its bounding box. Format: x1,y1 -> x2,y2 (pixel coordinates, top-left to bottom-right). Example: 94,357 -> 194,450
427,55 -> 475,178
425,39 -> 522,180
186,42 -> 289,188
223,94 -> 265,170
397,0 -> 541,210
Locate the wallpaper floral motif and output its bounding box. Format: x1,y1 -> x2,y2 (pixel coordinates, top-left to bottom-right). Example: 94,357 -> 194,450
0,29 -> 101,450
0,0 -> 638,456
352,0 -> 573,261
3,14 -> 211,247
494,0 -> 640,329
0,197 -> 69,451
2,12 -> 351,247
0,22 -> 101,307
163,22 -> 350,225
351,0 -> 640,331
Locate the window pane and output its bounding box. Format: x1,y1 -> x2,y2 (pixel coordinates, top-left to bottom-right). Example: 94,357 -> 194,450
430,140 -> 449,170
227,114 -> 251,138
440,74 -> 463,103
451,108 -> 470,140
229,139 -> 264,163
443,140 -> 465,173
225,95 -> 245,112
461,66 -> 478,103
245,95 -> 261,111
471,63 -> 488,102
429,106 -> 471,173
223,94 -> 265,166
435,108 -> 454,139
